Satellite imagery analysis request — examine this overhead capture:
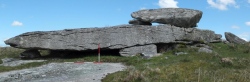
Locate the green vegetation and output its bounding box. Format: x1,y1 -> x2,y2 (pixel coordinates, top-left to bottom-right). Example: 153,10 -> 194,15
102,42 -> 250,82
0,42 -> 250,82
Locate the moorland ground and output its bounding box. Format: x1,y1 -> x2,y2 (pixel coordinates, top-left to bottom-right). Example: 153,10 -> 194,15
0,42 -> 250,82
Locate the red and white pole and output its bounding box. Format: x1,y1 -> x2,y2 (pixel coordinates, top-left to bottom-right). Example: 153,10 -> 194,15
98,43 -> 100,62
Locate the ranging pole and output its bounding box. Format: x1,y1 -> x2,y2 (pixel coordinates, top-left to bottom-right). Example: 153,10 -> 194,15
98,43 -> 100,62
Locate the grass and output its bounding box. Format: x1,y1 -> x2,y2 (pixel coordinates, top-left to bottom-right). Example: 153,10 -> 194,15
0,42 -> 250,82
102,42 -> 250,82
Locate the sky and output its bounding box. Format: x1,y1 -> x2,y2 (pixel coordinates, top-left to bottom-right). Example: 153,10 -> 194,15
0,0 -> 250,46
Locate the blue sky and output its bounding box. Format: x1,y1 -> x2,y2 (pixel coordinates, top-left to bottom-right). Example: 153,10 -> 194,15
0,0 -> 250,46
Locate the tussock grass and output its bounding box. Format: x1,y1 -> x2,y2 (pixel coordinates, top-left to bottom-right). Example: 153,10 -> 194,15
103,43 -> 250,82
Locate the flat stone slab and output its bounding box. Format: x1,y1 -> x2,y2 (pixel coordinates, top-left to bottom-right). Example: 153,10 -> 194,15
130,8 -> 202,28
5,24 -> 220,51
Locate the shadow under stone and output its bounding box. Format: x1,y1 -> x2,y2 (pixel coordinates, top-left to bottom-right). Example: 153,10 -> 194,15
44,49 -> 121,59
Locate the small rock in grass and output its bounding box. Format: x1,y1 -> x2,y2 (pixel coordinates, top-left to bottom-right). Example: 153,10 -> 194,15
174,52 -> 188,56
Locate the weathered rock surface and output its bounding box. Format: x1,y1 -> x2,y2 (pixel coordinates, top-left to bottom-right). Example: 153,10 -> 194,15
198,47 -> 213,53
225,32 -> 247,44
0,58 -> 45,67
119,44 -> 157,57
5,25 -> 221,52
0,63 -> 125,82
130,8 -> 202,27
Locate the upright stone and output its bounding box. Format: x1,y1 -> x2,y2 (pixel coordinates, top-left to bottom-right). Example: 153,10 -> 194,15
225,32 -> 247,44
130,8 -> 202,28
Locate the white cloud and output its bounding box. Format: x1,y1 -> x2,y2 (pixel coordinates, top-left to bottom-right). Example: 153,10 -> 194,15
158,0 -> 179,8
231,25 -> 240,29
245,21 -> 250,26
248,0 -> 250,3
238,32 -> 250,41
11,21 -> 23,26
207,0 -> 239,10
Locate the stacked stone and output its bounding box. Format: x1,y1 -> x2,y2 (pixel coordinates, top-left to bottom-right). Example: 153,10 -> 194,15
129,8 -> 203,28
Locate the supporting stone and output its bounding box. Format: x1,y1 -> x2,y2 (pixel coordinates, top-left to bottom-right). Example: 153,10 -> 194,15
119,44 -> 157,57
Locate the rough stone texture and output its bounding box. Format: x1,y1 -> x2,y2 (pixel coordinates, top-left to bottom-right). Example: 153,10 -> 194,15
215,34 -> 222,39
210,34 -> 222,43
0,58 -> 46,67
5,25 -> 221,52
225,32 -> 247,44
20,49 -> 41,59
119,44 -> 157,57
1,58 -> 15,64
129,19 -> 152,25
198,47 -> 213,53
0,63 -> 125,82
130,8 -> 202,27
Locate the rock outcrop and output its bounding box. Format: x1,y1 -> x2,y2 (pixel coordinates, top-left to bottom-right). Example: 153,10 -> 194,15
4,8 -> 222,57
225,32 -> 247,44
130,8 -> 202,28
5,25 -> 220,51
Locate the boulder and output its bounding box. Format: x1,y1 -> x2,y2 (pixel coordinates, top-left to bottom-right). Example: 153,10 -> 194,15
20,49 -> 41,59
221,57 -> 233,64
130,8 -> 202,28
225,32 -> 247,44
5,25 -> 221,56
198,47 -> 213,53
119,44 -> 157,57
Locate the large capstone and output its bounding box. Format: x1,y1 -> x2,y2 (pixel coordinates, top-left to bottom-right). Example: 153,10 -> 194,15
5,25 -> 221,56
225,32 -> 247,44
130,8 -> 202,28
